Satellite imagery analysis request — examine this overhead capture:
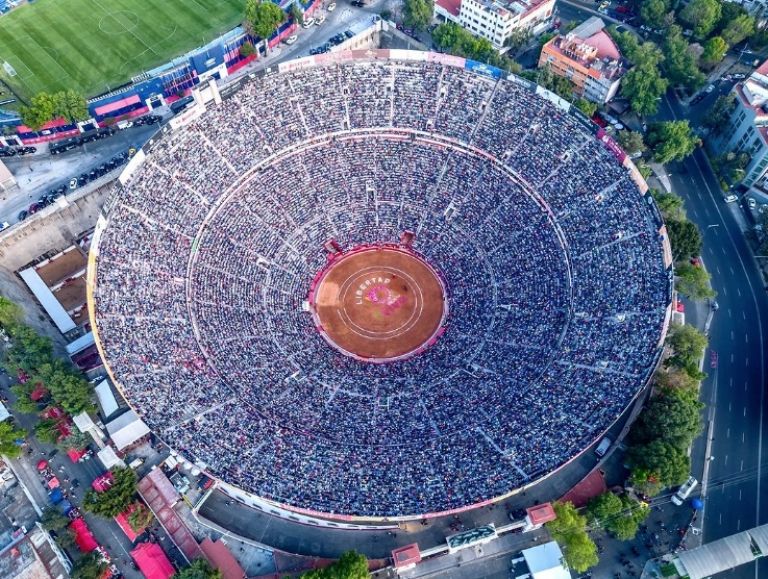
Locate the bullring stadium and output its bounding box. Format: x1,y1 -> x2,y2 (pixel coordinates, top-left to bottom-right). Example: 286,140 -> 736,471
87,50 -> 674,519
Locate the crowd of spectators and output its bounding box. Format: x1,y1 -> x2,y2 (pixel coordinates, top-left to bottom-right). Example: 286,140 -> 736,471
93,58 -> 670,517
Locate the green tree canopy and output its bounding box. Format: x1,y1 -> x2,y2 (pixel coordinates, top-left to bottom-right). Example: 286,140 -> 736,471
547,502 -> 599,573
720,13 -> 755,46
655,367 -> 700,398
34,360 -> 95,415
82,467 -> 138,518
127,501 -> 154,532
11,383 -> 40,414
647,121 -> 700,163
651,189 -> 685,222
586,493 -> 650,541
630,391 -> 703,448
301,550 -> 370,578
703,93 -> 735,129
667,323 -> 708,378
640,0 -> 671,28
41,506 -> 71,531
666,218 -> 702,261
680,0 -> 722,38
245,0 -> 286,40
34,418 -> 61,445
662,26 -> 706,89
0,421 -> 25,457
574,98 -> 597,117
621,62 -> 668,116
676,262 -> 716,300
701,36 -> 729,68
71,551 -> 108,579
54,90 -> 88,122
433,23 -> 513,71
0,296 -> 21,331
629,467 -> 665,497
618,130 -> 645,156
174,559 -> 222,579
627,439 -> 690,487
2,325 -> 53,374
19,92 -> 57,131
403,0 -> 433,30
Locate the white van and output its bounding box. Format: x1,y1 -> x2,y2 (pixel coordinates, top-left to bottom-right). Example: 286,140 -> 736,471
595,437 -> 612,457
671,476 -> 698,506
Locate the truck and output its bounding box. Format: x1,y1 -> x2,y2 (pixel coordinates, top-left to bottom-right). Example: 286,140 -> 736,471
671,476 -> 698,506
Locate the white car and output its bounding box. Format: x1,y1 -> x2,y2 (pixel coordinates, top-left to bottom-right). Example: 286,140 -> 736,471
285,34 -> 298,45
316,14 -> 326,25
0,221 -> 9,232
724,194 -> 738,203
747,197 -> 757,209
733,73 -> 746,79
704,84 -> 715,93
302,18 -> 315,28
327,2 -> 336,10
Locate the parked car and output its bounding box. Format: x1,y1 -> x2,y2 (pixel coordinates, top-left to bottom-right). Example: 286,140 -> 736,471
327,2 -> 336,10
0,222 -> 9,232
302,17 -> 315,27
17,210 -> 28,221
724,194 -> 738,203
285,34 -> 298,45
316,14 -> 326,25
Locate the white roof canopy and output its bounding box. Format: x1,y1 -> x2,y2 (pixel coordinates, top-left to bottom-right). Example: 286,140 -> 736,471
106,410 -> 150,450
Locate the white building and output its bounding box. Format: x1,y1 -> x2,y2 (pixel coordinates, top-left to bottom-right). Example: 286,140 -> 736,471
435,0 -> 555,48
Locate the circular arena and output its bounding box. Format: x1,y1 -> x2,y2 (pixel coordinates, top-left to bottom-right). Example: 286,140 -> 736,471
89,51 -> 673,519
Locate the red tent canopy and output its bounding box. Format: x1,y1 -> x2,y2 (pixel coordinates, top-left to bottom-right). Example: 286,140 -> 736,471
114,506 -> 144,543
131,542 -> 175,579
70,518 -> 98,553
92,472 -> 114,492
36,460 -> 48,471
31,384 -> 49,401
47,477 -> 60,489
67,448 -> 88,462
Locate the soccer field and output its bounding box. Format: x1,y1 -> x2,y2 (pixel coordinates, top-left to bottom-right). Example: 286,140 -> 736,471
0,0 -> 245,101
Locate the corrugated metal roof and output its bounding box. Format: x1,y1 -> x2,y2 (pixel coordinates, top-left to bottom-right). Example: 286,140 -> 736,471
678,530 -> 758,579
747,524 -> 768,556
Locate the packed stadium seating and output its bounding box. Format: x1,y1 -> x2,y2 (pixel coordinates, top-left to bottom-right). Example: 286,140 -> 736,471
93,58 -> 669,517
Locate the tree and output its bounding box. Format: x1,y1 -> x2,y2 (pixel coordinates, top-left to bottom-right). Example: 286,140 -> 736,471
627,440 -> 690,487
680,0 -> 722,38
662,26 -> 705,89
34,360 -> 95,415
403,0 -> 432,30
647,121 -> 700,163
667,323 -> 708,378
19,92 -> 58,131
676,262 -> 716,300
641,0 -> 671,28
617,130 -> 645,156
11,383 -> 39,414
290,3 -> 303,26
546,502 -> 599,573
82,467 -> 138,518
721,14 -> 756,46
55,528 -> 78,550
666,218 -> 702,261
651,189 -> 685,222
586,493 -> 649,541
301,550 -> 369,578
0,296 -> 21,331
34,418 -> 61,445
537,64 -> 575,99
127,501 -> 154,532
621,63 -> 668,116
701,36 -> 729,68
174,559 -> 222,579
54,90 -> 88,123
655,367 -> 700,398
629,467 -> 665,497
574,98 -> 597,117
239,42 -> 255,58
245,0 -> 285,41
57,429 -> 90,452
41,506 -> 71,531
2,325 -> 53,374
432,23 -> 514,71
0,421 -> 25,457
703,93 -> 735,129
71,551 -> 108,579
630,392 -> 703,448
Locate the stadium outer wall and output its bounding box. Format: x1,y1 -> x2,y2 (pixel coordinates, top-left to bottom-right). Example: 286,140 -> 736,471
86,49 -> 675,524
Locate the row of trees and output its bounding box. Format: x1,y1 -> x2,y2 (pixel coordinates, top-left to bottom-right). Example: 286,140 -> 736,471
0,297 -> 95,419
20,90 -> 88,131
432,23 -> 518,72
610,0 -> 757,117
300,550 -> 369,578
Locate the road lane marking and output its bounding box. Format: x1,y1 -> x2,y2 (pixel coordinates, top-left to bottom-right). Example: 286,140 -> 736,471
743,432 -> 746,443
716,265 -> 721,275
746,357 -> 749,367
719,513 -> 722,524
728,308 -> 732,318
741,459 -> 745,471
725,454 -> 729,465
721,246 -> 727,255
727,428 -> 730,438
740,489 -> 743,501
737,288 -> 742,297
745,407 -> 747,417
738,519 -> 741,531
730,266 -> 735,275
746,333 -> 749,343
731,353 -> 735,363
731,330 -> 735,340
722,286 -> 728,296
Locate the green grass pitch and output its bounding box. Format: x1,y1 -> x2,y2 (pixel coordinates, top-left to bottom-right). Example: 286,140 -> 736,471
0,0 -> 245,101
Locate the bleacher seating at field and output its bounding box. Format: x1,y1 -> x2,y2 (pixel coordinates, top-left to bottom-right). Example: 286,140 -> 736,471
93,57 -> 670,517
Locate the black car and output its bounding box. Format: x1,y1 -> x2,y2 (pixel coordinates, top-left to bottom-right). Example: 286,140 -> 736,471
344,30 -> 354,38
17,210 -> 28,221
351,0 -> 364,6
0,148 -> 16,157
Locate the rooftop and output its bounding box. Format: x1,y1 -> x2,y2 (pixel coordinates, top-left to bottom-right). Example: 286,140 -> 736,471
545,17 -> 624,80
464,0 -> 553,18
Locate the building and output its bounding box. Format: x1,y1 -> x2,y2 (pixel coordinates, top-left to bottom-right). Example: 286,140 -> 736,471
538,17 -> 625,104
435,0 -> 555,48
711,60 -> 768,208
0,160 -> 16,192
521,541 -> 571,579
